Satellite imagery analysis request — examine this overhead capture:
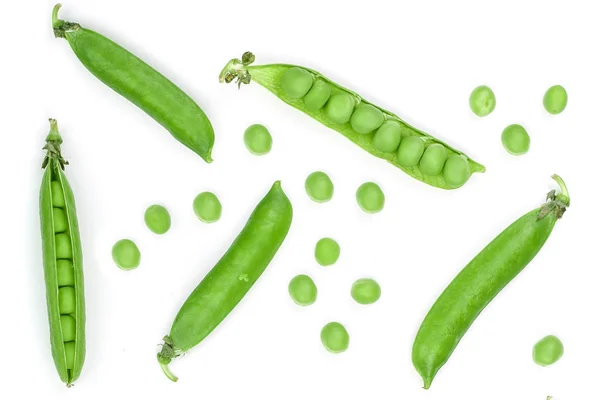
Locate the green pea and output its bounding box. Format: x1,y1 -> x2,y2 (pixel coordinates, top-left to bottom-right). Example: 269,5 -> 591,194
53,207 -> 68,233
112,239 -> 141,271
64,341 -> 76,369
533,335 -> 564,366
320,322 -> 349,354
501,124 -> 530,155
58,287 -> 76,314
443,155 -> 471,188
193,192 -> 222,223
350,104 -> 384,134
56,259 -> 75,287
280,67 -> 314,98
60,315 -> 76,342
419,144 -> 448,176
469,85 -> 496,117
397,135 -> 425,167
543,85 -> 568,115
144,204 -> 171,235
305,171 -> 334,203
55,234 -> 73,259
351,278 -> 381,305
324,93 -> 355,124
51,181 -> 65,207
243,124 -> 273,156
303,79 -> 331,111
356,182 -> 385,214
288,274 -> 318,306
315,237 -> 340,266
373,120 -> 402,152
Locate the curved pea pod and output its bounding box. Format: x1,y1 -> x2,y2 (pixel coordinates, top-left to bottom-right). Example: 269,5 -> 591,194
39,119 -> 86,386
412,175 -> 570,389
52,4 -> 214,162
157,181 -> 293,381
219,52 -> 484,190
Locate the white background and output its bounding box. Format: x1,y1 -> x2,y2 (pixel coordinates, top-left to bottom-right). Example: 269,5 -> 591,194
1,0 -> 596,398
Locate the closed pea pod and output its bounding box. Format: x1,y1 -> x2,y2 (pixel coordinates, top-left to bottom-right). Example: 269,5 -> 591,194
52,4 -> 214,162
220,52 -> 485,190
157,182 -> 293,381
39,119 -> 86,386
412,175 -> 569,389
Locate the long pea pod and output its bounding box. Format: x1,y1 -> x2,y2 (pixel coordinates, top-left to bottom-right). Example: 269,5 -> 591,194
52,4 -> 214,162
40,119 -> 86,386
412,175 -> 570,389
157,181 -> 293,381
220,52 -> 484,190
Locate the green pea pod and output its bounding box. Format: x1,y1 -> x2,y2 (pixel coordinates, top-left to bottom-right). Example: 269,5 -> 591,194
220,52 -> 484,190
157,181 -> 293,381
412,175 -> 570,389
40,119 -> 86,386
52,4 -> 214,162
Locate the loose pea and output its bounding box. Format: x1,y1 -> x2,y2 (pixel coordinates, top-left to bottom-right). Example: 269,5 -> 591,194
324,93 -> 355,124
56,259 -> 75,287
53,207 -> 68,233
543,85 -> 568,115
443,155 -> 471,188
351,278 -> 381,305
305,171 -> 334,203
51,181 -> 65,207
280,67 -> 314,98
320,322 -> 349,354
501,124 -> 530,155
60,315 -> 76,342
58,287 -> 76,314
315,238 -> 340,266
193,192 -> 222,223
144,204 -> 171,235
373,120 -> 402,152
356,182 -> 385,214
64,341 -> 76,370
533,335 -> 564,366
397,135 -> 425,167
469,85 -> 496,117
350,104 -> 384,134
419,144 -> 448,176
243,124 -> 272,155
303,79 -> 331,111
288,274 -> 318,306
55,233 -> 73,259
112,239 -> 141,270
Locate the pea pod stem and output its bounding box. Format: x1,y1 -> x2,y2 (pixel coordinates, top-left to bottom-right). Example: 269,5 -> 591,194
159,362 -> 178,383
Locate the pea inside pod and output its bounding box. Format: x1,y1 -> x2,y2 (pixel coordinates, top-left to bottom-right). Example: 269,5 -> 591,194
39,119 -> 86,386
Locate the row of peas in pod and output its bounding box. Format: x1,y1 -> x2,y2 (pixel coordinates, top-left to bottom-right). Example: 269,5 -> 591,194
49,180 -> 78,370
279,67 -> 472,188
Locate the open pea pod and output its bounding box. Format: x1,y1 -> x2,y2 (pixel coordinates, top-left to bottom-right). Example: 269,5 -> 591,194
40,119 -> 86,386
220,52 -> 485,190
